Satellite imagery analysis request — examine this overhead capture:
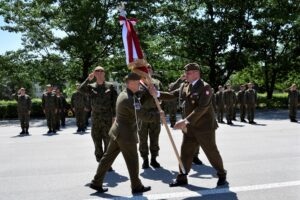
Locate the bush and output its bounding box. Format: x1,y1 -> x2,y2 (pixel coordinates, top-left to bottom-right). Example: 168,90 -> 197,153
257,93 -> 288,109
0,98 -> 73,119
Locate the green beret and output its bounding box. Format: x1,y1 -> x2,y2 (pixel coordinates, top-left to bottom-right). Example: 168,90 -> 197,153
124,72 -> 141,81
184,63 -> 200,71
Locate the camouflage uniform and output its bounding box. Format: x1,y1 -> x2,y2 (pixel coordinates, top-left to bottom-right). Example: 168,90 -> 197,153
245,88 -> 257,123
215,90 -> 225,123
42,91 -> 58,133
71,91 -> 87,132
287,89 -> 299,122
138,78 -> 163,168
58,94 -> 67,127
223,88 -> 236,124
237,88 -> 246,122
79,79 -> 117,162
13,92 -> 32,134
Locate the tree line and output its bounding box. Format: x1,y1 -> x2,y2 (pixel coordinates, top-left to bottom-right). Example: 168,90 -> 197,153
0,0 -> 299,99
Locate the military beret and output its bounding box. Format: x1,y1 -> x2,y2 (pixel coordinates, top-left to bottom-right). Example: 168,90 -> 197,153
94,66 -> 104,71
184,63 -> 200,71
124,72 -> 141,81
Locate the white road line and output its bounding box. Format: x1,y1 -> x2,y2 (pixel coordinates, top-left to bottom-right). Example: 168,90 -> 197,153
85,180 -> 300,200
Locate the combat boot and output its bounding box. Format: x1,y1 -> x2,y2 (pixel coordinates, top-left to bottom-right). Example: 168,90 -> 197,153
150,157 -> 161,168
25,128 -> 29,135
20,129 -> 25,135
193,156 -> 203,165
142,158 -> 149,169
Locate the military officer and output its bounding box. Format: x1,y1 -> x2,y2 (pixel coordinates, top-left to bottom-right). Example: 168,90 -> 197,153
71,83 -> 87,133
156,63 -> 227,187
42,84 -> 58,133
215,85 -> 225,123
245,82 -> 257,124
286,84 -> 299,122
138,64 -> 164,169
89,72 -> 160,194
237,84 -> 247,122
223,84 -> 236,125
12,87 -> 32,135
79,66 -> 118,165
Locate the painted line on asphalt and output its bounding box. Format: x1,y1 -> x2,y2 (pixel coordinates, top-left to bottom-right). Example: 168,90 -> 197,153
85,180 -> 300,200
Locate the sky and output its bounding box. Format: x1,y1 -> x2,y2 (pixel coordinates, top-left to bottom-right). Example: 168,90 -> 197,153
0,16 -> 23,55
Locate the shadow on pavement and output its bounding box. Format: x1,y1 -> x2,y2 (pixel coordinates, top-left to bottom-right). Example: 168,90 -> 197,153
140,166 -> 176,184
103,170 -> 129,187
190,164 -> 218,179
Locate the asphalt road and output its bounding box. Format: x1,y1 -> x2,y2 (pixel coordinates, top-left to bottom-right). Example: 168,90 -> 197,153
0,110 -> 299,200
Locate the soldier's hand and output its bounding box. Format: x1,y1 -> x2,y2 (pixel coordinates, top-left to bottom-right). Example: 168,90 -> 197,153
28,111 -> 31,115
180,74 -> 186,80
174,119 -> 188,130
112,117 -> 116,124
88,72 -> 95,81
43,109 -> 45,114
159,111 -> 167,124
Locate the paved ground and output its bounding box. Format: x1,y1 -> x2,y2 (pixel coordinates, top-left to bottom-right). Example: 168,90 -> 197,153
0,110 -> 299,200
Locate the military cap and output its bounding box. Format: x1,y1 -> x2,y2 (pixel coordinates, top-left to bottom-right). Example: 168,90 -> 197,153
46,84 -> 52,87
75,83 -> 80,86
94,66 -> 105,71
184,63 -> 200,71
124,72 -> 141,81
291,83 -> 296,87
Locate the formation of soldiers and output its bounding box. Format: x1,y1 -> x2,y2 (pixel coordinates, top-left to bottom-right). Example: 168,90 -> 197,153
11,64 -> 299,194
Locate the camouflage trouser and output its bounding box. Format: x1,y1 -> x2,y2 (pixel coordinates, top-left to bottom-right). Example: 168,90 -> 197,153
239,104 -> 246,120
138,121 -> 161,159
60,110 -> 66,126
246,104 -> 255,122
75,108 -> 86,129
45,110 -> 56,131
18,112 -> 30,130
225,105 -> 234,122
289,104 -> 297,119
56,110 -> 61,130
216,106 -> 224,122
91,115 -> 112,162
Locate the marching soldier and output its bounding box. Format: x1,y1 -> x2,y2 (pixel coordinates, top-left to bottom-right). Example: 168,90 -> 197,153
79,66 -> 118,166
155,63 -> 227,187
245,82 -> 257,124
42,84 -> 58,134
223,84 -> 236,125
71,83 -> 87,133
89,72 -> 159,194
215,85 -> 225,123
12,87 -> 32,135
138,64 -> 164,169
237,84 -> 247,122
286,84 -> 299,122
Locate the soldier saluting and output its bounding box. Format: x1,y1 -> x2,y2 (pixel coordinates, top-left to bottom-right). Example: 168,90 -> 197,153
12,87 -> 32,135
42,84 -> 58,134
286,83 -> 299,122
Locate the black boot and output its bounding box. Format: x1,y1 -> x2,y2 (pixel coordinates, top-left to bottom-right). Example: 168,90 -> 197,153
20,129 -> 25,135
142,158 -> 150,169
192,156 -> 203,165
150,157 -> 161,168
25,128 -> 29,135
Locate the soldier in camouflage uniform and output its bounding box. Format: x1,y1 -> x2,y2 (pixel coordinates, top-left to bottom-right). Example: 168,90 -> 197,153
12,87 -> 32,135
245,82 -> 257,124
166,83 -> 178,128
71,83 -> 88,133
79,66 -> 118,166
138,64 -> 164,169
56,88 -> 67,127
286,84 -> 299,122
42,84 -> 58,133
223,84 -> 236,125
215,85 -> 225,123
237,84 -> 247,122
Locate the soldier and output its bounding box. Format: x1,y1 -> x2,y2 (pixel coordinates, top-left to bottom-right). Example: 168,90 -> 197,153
12,87 -> 32,135
79,66 -> 118,166
156,63 -> 227,187
53,88 -> 62,131
245,82 -> 257,124
138,64 -> 164,169
169,75 -> 203,165
166,83 -> 178,128
215,85 -> 225,123
56,88 -> 67,127
223,84 -> 236,125
71,83 -> 87,133
84,96 -> 91,129
89,73 -> 160,194
287,84 -> 299,122
42,84 -> 58,134
237,84 -> 247,122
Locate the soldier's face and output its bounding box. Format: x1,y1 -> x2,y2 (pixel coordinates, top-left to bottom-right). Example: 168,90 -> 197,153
127,80 -> 140,93
47,87 -> 52,92
185,70 -> 199,83
94,69 -> 105,80
20,89 -> 25,95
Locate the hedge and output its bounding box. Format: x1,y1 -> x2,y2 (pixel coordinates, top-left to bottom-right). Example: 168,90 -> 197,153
0,93 -> 290,119
0,98 -> 73,119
